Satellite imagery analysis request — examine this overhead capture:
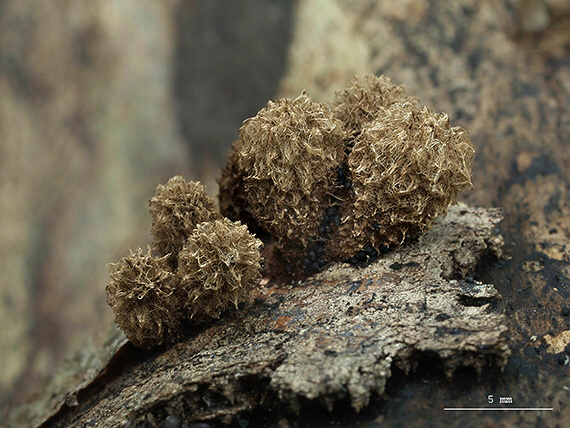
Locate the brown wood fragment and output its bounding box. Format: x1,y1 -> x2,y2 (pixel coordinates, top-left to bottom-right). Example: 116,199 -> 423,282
11,205 -> 509,427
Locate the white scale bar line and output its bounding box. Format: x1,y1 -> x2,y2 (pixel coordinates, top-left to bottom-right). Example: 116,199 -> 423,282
444,408 -> 553,411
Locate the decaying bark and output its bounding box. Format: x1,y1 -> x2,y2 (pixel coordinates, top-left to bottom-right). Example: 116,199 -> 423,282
11,204 -> 509,427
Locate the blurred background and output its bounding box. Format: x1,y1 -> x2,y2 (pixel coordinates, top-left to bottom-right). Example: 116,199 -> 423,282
0,0 -> 298,409
1,0 -> 569,417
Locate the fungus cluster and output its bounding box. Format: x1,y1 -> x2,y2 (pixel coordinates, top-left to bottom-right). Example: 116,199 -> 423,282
107,74 -> 475,347
106,176 -> 262,348
219,74 -> 474,274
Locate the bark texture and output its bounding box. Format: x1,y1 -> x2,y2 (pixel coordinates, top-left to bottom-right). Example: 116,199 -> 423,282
10,205 -> 510,427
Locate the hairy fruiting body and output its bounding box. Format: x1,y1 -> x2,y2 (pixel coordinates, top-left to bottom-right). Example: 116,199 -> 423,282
106,248 -> 182,349
150,176 -> 222,258
220,92 -> 344,260
334,104 -> 474,258
332,74 -> 418,136
108,176 -> 263,348
220,75 -> 474,275
178,218 -> 263,321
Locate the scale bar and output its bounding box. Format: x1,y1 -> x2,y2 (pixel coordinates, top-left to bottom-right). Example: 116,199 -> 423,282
444,408 -> 553,411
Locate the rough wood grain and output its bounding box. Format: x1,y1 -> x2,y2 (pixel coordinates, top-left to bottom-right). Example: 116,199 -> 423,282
10,205 -> 509,427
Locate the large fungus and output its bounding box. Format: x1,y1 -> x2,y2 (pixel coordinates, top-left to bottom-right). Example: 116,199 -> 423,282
219,74 -> 474,275
177,218 -> 263,322
219,91 -> 345,262
106,247 -> 182,349
333,104 -> 474,258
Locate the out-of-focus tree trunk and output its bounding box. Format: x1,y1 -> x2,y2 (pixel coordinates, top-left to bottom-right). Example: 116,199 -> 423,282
0,0 -> 190,407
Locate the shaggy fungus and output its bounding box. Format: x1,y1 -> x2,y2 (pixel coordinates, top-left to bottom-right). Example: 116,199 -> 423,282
333,103 -> 474,259
107,176 -> 263,348
150,175 -> 222,258
332,74 -> 418,136
178,218 -> 263,322
219,91 -> 345,264
219,74 -> 474,275
107,73 -> 475,346
106,247 -> 182,349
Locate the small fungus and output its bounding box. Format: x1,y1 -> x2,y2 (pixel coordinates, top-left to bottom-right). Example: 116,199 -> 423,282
106,247 -> 182,349
219,74 -> 474,275
107,176 -> 262,348
178,218 -> 263,322
332,74 -> 418,136
150,176 -> 222,258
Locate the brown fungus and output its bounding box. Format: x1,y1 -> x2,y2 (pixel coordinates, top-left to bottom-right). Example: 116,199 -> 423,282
177,218 -> 263,322
332,74 -> 418,136
333,104 -> 474,258
150,176 -> 222,258
107,177 -> 263,348
219,74 -> 474,276
219,91 -> 345,261
106,247 -> 182,349
218,141 -> 261,234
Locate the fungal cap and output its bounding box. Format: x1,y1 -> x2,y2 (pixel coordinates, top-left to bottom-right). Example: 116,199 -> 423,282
106,247 -> 182,349
222,91 -> 345,251
238,91 -> 344,190
335,103 -> 474,257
